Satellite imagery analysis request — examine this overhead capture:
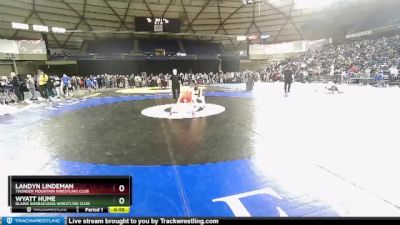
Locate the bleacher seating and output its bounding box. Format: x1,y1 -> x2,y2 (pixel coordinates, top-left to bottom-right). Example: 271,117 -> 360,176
139,39 -> 179,55
81,38 -> 225,57
87,39 -> 133,54
183,40 -> 224,55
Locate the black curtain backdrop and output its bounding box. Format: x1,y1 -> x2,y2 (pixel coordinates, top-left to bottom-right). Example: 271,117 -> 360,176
222,60 -> 240,72
39,64 -> 79,76
76,59 -> 239,76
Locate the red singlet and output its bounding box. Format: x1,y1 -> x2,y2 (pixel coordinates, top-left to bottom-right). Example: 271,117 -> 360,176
178,87 -> 193,103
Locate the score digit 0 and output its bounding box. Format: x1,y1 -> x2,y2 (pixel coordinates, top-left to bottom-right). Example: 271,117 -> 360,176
118,185 -> 125,192
119,197 -> 125,205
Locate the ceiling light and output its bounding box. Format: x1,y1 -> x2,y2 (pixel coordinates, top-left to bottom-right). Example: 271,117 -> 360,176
260,33 -> 270,39
242,0 -> 260,4
33,25 -> 49,32
237,36 -> 247,41
11,22 -> 29,30
248,35 -> 258,40
52,27 -> 66,34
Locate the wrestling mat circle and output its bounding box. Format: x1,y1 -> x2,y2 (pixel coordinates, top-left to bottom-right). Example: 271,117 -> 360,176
141,103 -> 225,119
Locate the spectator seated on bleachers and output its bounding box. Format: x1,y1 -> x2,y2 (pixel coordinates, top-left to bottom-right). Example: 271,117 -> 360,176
263,35 -> 400,86
374,71 -> 386,87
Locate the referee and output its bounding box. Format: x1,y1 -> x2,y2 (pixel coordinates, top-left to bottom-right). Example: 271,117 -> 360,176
170,71 -> 181,100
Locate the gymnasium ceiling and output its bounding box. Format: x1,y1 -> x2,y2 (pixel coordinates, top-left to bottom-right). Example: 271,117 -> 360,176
0,0 -> 399,50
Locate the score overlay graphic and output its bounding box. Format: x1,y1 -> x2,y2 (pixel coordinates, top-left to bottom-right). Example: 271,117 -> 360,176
8,176 -> 132,213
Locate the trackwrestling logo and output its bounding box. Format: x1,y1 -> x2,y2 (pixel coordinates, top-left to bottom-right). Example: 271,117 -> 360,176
2,217 -> 64,225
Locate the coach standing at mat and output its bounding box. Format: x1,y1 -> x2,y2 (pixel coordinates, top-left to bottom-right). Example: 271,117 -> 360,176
171,70 -> 181,99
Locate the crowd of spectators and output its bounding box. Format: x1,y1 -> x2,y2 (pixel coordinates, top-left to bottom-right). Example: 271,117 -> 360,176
3,35 -> 399,105
1,70 -> 255,105
260,36 -> 400,84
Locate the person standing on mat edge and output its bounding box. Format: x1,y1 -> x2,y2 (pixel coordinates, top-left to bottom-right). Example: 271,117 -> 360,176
171,69 -> 181,100
26,74 -> 38,101
283,66 -> 294,94
10,72 -> 24,103
38,70 -> 49,99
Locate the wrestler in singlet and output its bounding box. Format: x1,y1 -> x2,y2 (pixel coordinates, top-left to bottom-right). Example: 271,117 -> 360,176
194,86 -> 200,97
178,86 -> 193,103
